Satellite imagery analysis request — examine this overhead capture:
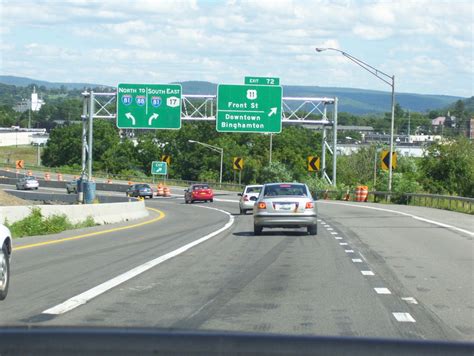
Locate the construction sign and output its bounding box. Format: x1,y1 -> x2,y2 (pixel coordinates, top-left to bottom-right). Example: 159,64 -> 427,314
233,157 -> 244,171
307,156 -> 320,172
161,155 -> 171,166
15,160 -> 24,169
381,150 -> 397,171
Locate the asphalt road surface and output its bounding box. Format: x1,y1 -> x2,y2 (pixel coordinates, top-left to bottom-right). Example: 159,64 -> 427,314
1,192 -> 473,342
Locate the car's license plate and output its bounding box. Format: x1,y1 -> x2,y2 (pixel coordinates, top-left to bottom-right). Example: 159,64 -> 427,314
276,203 -> 294,211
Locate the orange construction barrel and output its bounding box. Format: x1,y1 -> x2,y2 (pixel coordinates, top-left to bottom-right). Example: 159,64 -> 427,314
44,172 -> 51,181
156,184 -> 164,196
163,186 -> 171,197
355,186 -> 369,202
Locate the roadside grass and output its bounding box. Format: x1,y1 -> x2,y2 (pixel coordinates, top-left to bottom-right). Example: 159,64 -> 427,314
0,145 -> 39,167
5,208 -> 97,238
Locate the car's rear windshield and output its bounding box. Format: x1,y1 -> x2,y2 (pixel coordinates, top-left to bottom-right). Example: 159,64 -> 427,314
263,184 -> 307,197
246,186 -> 261,193
136,184 -> 150,189
193,185 -> 209,190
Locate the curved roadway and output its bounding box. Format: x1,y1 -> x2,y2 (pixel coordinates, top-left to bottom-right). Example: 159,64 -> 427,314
0,189 -> 472,342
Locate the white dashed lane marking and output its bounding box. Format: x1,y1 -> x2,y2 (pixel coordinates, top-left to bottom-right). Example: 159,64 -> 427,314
374,288 -> 392,295
392,312 -> 416,322
321,214 -> 418,328
402,297 -> 419,305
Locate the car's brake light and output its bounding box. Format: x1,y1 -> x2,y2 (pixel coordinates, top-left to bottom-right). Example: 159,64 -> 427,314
258,202 -> 266,209
305,202 -> 314,209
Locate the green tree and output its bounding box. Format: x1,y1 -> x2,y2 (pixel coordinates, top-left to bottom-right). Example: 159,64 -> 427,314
419,137 -> 474,197
42,120 -> 120,169
259,161 -> 293,183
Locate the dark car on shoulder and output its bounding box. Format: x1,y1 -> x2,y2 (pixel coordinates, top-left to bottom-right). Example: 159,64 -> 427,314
126,184 -> 153,199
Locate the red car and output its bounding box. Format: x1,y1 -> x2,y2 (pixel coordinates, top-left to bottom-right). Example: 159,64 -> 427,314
184,184 -> 214,203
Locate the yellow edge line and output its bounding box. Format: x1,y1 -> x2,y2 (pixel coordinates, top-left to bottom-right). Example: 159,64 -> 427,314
12,207 -> 165,251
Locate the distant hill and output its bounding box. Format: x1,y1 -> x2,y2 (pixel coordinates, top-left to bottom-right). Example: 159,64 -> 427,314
0,75 -> 464,115
446,96 -> 474,113
176,81 -> 462,114
0,75 -> 105,90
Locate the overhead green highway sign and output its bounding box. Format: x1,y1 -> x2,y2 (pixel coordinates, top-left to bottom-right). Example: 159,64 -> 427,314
216,84 -> 282,133
244,76 -> 280,86
117,83 -> 182,129
151,161 -> 167,175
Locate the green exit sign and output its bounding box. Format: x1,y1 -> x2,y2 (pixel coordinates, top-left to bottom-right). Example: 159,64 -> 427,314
244,76 -> 280,86
217,84 -> 282,133
151,161 -> 167,175
117,83 -> 182,129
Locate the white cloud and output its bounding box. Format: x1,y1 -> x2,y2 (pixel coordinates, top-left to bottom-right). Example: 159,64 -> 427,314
0,0 -> 472,96
442,36 -> 472,49
352,24 -> 394,40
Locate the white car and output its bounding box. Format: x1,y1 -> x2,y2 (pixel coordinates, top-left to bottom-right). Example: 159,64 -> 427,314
238,184 -> 263,214
0,224 -> 12,300
16,176 -> 39,190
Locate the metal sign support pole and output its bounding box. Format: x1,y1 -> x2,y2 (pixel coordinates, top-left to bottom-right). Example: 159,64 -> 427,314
79,91 -> 89,203
332,97 -> 338,187
87,91 -> 95,181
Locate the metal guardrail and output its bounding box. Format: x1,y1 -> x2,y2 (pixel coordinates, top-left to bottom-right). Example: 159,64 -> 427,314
1,165 -> 245,191
404,193 -> 473,213
316,190 -> 473,214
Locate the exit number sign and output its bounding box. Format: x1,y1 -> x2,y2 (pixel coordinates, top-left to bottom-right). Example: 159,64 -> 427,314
244,76 -> 280,86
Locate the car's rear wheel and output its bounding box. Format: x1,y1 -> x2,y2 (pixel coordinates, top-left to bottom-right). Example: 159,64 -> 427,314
307,224 -> 318,235
0,244 -> 10,301
254,224 -> 262,235
210,199 -> 214,203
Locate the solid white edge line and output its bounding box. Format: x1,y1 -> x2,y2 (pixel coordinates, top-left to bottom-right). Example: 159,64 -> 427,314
42,205 -> 234,315
319,201 -> 474,237
392,312 -> 416,322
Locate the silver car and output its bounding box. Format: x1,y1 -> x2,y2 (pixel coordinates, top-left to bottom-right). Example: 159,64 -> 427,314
66,180 -> 78,194
0,224 -> 12,300
16,176 -> 39,190
253,182 -> 317,235
238,184 -> 262,214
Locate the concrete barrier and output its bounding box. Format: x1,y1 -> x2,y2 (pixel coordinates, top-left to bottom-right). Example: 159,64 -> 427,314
0,176 -> 129,193
0,200 -> 149,225
6,190 -> 131,204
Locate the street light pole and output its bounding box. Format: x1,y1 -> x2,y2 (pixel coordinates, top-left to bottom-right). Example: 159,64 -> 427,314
188,140 -> 224,184
315,47 -> 396,193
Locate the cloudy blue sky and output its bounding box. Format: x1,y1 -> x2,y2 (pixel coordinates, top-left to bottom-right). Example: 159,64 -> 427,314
1,0 -> 472,97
